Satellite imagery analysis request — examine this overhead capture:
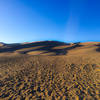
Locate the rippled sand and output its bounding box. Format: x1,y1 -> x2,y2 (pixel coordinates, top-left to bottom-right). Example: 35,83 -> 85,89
0,41 -> 100,99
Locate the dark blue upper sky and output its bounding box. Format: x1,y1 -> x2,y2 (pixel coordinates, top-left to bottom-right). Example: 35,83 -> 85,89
0,0 -> 100,43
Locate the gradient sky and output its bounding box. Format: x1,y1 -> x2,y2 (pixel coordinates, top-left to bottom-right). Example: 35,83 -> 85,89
0,0 -> 100,43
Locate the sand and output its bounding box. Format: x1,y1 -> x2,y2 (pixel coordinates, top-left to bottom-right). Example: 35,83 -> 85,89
0,41 -> 100,100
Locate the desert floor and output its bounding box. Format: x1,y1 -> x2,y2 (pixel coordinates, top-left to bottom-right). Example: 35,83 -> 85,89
0,41 -> 100,100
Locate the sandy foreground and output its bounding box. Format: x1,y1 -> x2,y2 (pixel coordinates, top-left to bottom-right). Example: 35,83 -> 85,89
0,41 -> 100,100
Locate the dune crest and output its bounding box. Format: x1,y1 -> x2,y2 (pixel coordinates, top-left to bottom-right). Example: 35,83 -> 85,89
0,41 -> 100,99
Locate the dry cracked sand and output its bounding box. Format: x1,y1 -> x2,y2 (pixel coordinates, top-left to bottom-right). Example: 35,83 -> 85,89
0,41 -> 100,100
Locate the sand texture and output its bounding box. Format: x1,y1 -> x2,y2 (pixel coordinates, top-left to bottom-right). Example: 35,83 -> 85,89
0,41 -> 100,100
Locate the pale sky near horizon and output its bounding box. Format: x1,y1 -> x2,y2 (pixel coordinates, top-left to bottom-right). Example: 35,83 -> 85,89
0,0 -> 100,43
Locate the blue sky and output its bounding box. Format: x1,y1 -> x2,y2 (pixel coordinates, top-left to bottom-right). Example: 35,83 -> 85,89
0,0 -> 100,43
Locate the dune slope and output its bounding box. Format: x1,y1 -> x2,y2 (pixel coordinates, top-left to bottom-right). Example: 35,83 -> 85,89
0,41 -> 100,100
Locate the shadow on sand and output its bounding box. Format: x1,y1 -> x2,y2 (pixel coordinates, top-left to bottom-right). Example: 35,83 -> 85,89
0,41 -> 83,55
95,44 -> 100,52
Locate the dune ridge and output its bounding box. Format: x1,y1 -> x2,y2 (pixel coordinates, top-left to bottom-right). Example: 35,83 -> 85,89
0,41 -> 100,100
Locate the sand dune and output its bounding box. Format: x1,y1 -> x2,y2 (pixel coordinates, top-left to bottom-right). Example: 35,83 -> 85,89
0,41 -> 100,56
0,41 -> 100,100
